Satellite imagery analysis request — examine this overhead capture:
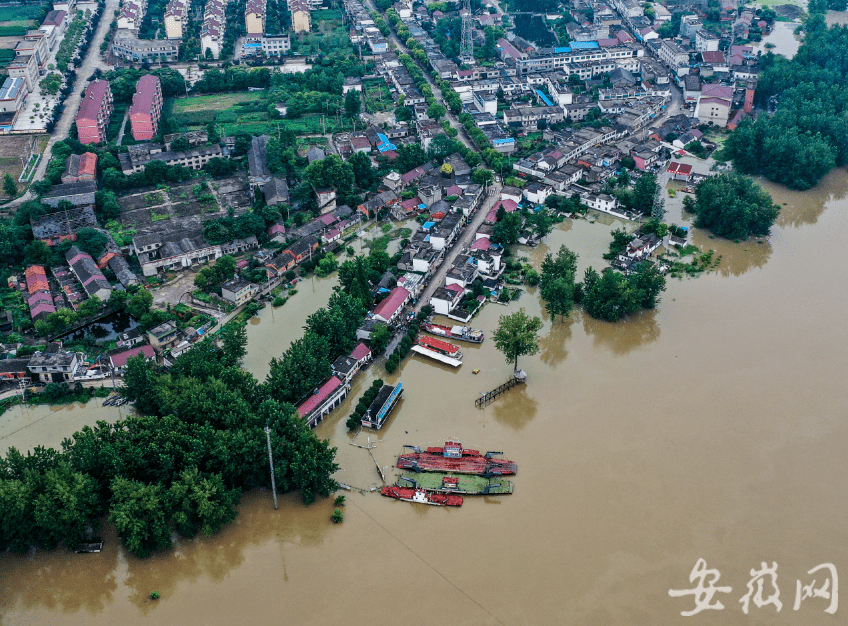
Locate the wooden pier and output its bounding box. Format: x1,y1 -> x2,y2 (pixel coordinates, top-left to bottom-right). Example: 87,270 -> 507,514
475,374 -> 526,408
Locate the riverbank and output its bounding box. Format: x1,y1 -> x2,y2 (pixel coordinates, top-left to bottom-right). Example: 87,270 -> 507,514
1,166 -> 847,624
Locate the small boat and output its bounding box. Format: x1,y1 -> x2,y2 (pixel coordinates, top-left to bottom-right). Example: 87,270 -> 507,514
75,540 -> 104,553
423,322 -> 484,344
381,485 -> 463,506
472,368 -> 480,374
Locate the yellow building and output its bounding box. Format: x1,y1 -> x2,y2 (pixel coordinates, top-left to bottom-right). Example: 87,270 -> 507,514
163,0 -> 188,39
245,0 -> 265,36
291,5 -> 310,32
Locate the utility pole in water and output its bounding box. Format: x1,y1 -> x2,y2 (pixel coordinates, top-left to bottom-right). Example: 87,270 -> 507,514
264,426 -> 278,510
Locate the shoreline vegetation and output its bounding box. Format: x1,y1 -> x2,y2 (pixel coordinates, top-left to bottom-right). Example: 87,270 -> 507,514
721,12 -> 848,190
0,315 -> 340,557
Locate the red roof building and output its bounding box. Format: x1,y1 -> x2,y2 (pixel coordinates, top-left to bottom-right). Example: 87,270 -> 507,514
372,286 -> 411,323
297,376 -> 342,419
109,344 -> 155,369
75,80 -> 113,145
130,75 -> 163,141
351,342 -> 372,362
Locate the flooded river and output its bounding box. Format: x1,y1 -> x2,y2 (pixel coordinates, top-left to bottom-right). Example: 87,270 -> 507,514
2,171 -> 848,625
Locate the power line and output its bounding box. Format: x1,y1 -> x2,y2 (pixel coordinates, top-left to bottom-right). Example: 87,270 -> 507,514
348,498 -> 507,626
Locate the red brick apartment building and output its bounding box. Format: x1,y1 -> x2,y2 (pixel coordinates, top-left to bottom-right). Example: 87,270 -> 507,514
129,74 -> 163,141
75,79 -> 113,145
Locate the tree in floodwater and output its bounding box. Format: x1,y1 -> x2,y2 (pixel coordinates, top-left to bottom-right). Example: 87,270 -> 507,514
539,245 -> 579,321
492,308 -> 543,372
687,172 -> 779,239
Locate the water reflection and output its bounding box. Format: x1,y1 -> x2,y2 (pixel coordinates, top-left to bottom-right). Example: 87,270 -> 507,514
0,523 -> 119,614
687,230 -> 773,278
581,309 -> 660,356
491,385 -> 539,430
538,315 -> 575,367
58,310 -> 138,343
762,170 -> 848,229
0,491 -> 331,617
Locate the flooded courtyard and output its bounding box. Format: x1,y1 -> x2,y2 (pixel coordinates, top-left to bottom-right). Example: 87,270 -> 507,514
1,170 -> 848,626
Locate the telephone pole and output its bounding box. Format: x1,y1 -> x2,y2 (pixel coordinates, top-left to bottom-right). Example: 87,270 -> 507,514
264,426 -> 278,510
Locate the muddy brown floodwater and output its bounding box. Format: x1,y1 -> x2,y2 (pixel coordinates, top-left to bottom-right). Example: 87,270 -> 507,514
2,171 -> 848,626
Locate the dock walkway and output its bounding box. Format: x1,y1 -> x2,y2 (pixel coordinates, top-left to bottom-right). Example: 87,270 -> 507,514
475,375 -> 525,408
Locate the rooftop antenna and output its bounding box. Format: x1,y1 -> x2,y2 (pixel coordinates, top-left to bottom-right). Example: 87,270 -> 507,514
460,0 -> 473,65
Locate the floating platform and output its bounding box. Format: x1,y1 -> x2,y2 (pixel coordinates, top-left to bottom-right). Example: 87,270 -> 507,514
411,345 -> 462,367
398,472 -> 513,495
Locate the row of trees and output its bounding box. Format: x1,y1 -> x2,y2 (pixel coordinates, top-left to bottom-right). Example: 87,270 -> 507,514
265,291 -> 367,406
722,19 -> 848,189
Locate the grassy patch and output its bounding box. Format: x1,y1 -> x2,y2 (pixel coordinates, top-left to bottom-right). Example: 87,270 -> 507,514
0,6 -> 44,20
172,91 -> 265,113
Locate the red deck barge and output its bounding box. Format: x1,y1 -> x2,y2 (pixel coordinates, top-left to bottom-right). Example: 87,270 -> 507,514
397,441 -> 517,476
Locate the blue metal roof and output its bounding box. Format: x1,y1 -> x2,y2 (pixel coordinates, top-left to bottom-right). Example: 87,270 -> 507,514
376,132 -> 396,152
535,89 -> 554,106
554,46 -> 571,53
570,41 -> 599,50
492,138 -> 515,145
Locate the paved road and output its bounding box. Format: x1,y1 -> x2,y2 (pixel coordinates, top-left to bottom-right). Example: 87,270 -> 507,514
363,0 -> 475,151
8,0 -> 120,208
413,182 -> 501,314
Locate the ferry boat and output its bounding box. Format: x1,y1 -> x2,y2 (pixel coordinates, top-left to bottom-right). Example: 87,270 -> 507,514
398,473 -> 513,495
423,322 -> 484,344
381,485 -> 463,506
397,441 -> 517,476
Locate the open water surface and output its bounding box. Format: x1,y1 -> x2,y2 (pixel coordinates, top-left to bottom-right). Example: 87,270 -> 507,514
1,171 -> 848,625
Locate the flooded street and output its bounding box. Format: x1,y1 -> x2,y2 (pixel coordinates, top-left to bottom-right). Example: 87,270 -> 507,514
2,171 -> 848,625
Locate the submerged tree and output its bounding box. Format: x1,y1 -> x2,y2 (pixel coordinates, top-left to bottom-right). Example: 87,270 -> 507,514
492,308 -> 543,372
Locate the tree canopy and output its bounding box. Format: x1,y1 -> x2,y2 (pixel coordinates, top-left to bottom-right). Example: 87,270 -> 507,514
540,246 -> 578,321
722,21 -> 848,189
492,308 -> 543,372
686,172 -> 779,239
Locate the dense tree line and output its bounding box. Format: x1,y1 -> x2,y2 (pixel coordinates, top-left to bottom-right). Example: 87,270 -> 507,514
0,328 -> 339,557
265,291 -> 366,405
723,21 -> 848,189
683,172 -> 779,239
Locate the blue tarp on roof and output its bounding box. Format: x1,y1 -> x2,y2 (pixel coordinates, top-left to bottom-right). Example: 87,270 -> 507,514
376,132 -> 397,152
570,41 -> 599,49
535,89 -> 554,106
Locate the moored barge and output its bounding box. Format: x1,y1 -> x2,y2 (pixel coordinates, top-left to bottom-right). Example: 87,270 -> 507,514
423,322 -> 484,344
411,336 -> 463,367
397,441 -> 517,476
398,473 -> 513,495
